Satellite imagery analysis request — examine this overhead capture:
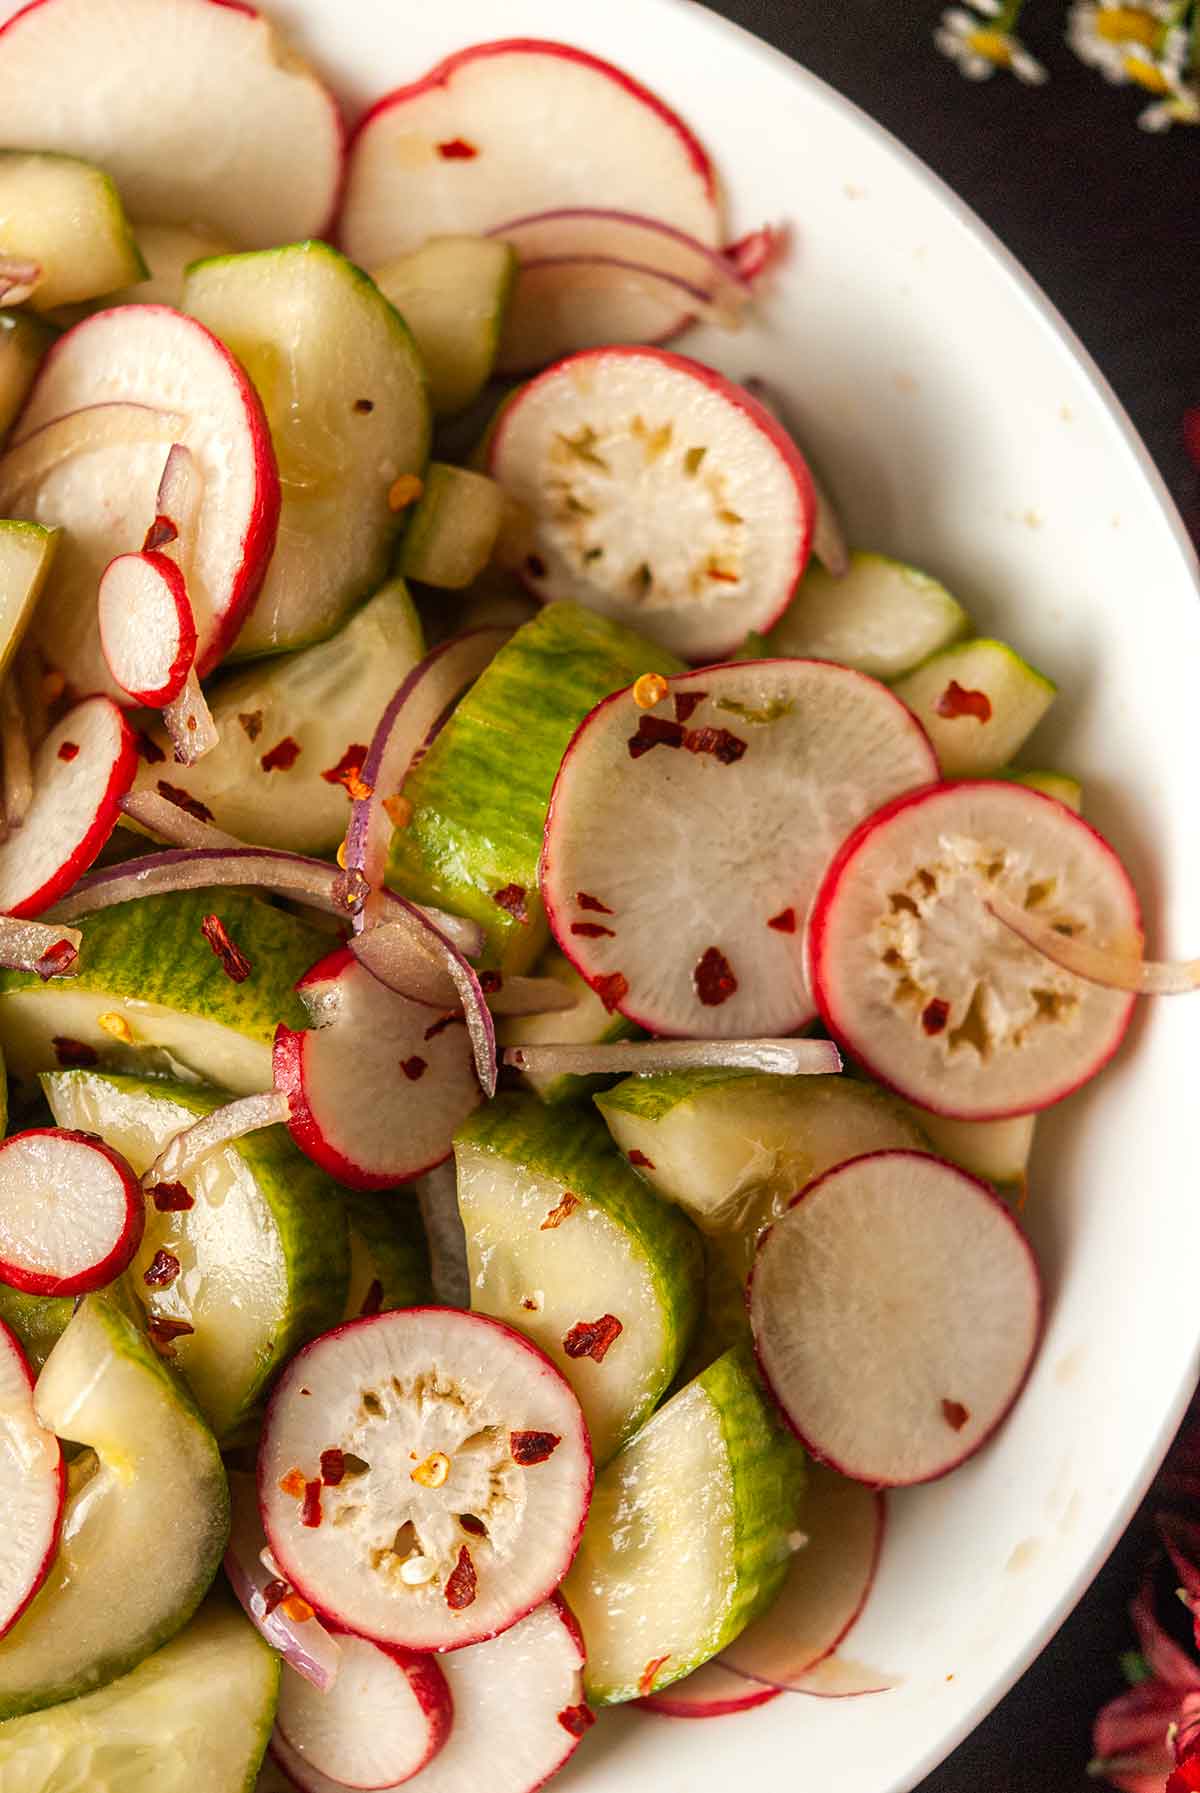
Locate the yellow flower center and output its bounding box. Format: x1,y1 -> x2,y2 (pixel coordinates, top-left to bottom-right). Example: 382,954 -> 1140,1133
967,28 -> 1014,65
1123,50 -> 1172,89
1096,8 -> 1159,46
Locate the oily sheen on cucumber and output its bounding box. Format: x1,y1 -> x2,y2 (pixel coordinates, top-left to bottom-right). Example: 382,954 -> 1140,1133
0,1287 -> 73,1376
387,601 -> 680,968
564,1346 -> 803,1704
454,1094 -> 701,1462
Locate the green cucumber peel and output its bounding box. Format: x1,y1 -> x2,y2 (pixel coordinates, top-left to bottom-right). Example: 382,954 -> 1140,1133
398,461 -> 505,590
891,636 -> 1056,776
0,311 -> 55,441
342,1191 -> 431,1320
0,521 -> 59,684
0,149 -> 147,312
0,1286 -> 72,1375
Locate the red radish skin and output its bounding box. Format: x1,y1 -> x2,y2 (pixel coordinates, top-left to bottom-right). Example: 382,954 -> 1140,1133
275,1622 -> 451,1790
637,1660 -> 782,1719
0,1317 -> 65,1640
97,550 -> 197,707
0,1127 -> 145,1297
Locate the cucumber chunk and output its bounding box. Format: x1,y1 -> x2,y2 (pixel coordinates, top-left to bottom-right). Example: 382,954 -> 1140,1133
454,1094 -> 701,1463
121,223 -> 232,308
0,1288 -> 72,1376
564,1347 -> 803,1704
342,1192 -> 431,1321
373,236 -> 516,416
0,1296 -> 228,1718
892,637 -> 1056,776
914,1109 -> 1036,1190
1011,767 -> 1083,811
184,242 -> 430,658
0,521 -> 58,682
0,1594 -> 278,1792
131,579 -> 424,855
398,462 -> 505,589
496,949 -> 637,1105
766,550 -> 970,680
0,151 -> 145,312
388,601 -> 680,968
42,1070 -> 349,1439
0,312 -> 53,442
0,889 -> 326,1094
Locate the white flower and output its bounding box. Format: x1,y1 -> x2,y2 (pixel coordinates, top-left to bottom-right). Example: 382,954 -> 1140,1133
1139,81 -> 1200,128
1067,2 -> 1179,84
935,7 -> 1049,82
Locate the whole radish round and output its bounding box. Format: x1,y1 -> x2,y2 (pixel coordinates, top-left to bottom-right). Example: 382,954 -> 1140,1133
0,1128 -> 144,1297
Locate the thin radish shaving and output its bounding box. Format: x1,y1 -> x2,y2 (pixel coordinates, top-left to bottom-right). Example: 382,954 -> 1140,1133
481,974 -> 577,1016
225,1473 -> 341,1694
148,445 -> 218,764
118,788 -> 243,850
0,678 -> 33,830
0,401 -> 187,497
143,1090 -> 291,1193
0,916 -> 81,979
0,257 -> 41,306
725,225 -> 789,283
985,883 -> 1191,995
503,1039 -> 843,1077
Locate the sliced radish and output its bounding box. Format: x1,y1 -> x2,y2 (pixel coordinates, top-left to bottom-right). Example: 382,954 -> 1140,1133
637,1659 -> 781,1719
0,696 -> 136,918
0,0 -> 343,247
273,947 -> 482,1191
0,1317 -> 64,1640
258,1309 -> 593,1652
489,348 -> 816,660
2,306 -> 278,700
721,1466 -> 885,1689
341,39 -> 719,270
276,1627 -> 450,1790
225,1472 -> 343,1695
749,1150 -> 1041,1486
540,660 -> 937,1037
98,550 -> 197,708
270,1596 -> 589,1793
0,1126 -> 144,1297
503,1040 -> 842,1078
346,926 -> 497,1098
808,780 -> 1141,1118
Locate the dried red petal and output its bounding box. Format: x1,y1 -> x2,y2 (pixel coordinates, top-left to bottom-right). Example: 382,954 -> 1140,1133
683,725 -> 746,765
478,971 -> 503,994
941,1399 -> 969,1431
261,735 -> 302,773
401,1055 -> 427,1081
320,1448 -> 346,1486
360,1278 -> 384,1316
152,1181 -> 195,1212
592,971 -> 628,1013
424,1010 -> 465,1042
444,1545 -> 477,1610
143,1249 -> 181,1289
694,946 -> 738,1007
146,1314 -> 194,1355
52,1035 -> 98,1067
674,691 -> 707,723
492,883 -> 529,923
320,743 -> 373,801
628,1149 -> 655,1169
563,1313 -> 623,1363
142,513 -> 178,552
134,730 -> 166,764
922,998 -> 950,1036
278,1468 -> 306,1498
262,1577 -> 289,1616
767,907 -> 797,933
157,780 -> 213,823
638,1654 -> 672,1696
935,680 -> 992,724
570,921 -> 615,938
540,1193 -> 579,1230
57,739 -> 79,762
200,913 -> 252,983
300,1479 -> 323,1528
35,939 -> 78,981
510,1430 -> 562,1466
437,137 -> 478,158
237,710 -> 264,743
557,1703 -> 596,1739
628,714 -> 685,759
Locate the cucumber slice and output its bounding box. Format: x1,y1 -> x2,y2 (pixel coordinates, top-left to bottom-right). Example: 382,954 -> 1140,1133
42,1070 -> 349,1440
398,462 -> 505,589
914,1109 -> 1036,1190
496,949 -> 637,1106
892,638 -> 1056,777
373,236 -> 516,417
0,1289 -> 72,1376
454,1094 -> 702,1463
121,223 -> 232,308
131,579 -> 424,856
0,520 -> 57,684
0,1295 -> 228,1718
765,550 -> 970,680
564,1346 -> 802,1704
185,242 -> 430,658
0,1594 -> 278,1792
0,889 -> 325,1095
343,1192 -> 431,1321
387,601 -> 680,969
0,151 -> 145,313
0,313 -> 53,443
1011,767 -> 1083,812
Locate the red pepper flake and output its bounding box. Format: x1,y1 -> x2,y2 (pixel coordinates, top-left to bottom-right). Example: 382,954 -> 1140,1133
563,1313 -> 623,1363
142,513 -> 178,552
557,1704 -> 596,1740
52,1035 -> 98,1067
237,710 -> 263,743
683,725 -> 746,765
459,1514 -> 487,1537
281,1593 -> 314,1623
674,690 -> 707,723
444,1545 -> 477,1611
360,1278 -> 384,1316
35,939 -> 78,981
424,1010 -> 465,1042
478,971 -> 503,994
628,1149 -> 655,1169
320,743 -> 373,801
437,137 -> 479,159
935,681 -> 992,724
638,1654 -> 672,1697
921,998 -> 951,1036
767,907 -> 797,933
262,1578 -> 289,1616
592,971 -> 628,1013
143,1249 -> 181,1289
694,946 -> 738,1007
320,1448 -> 346,1486
570,921 -> 615,938
157,780 -> 213,823
540,1192 -> 580,1230
278,1468 -> 306,1499
576,891 -> 613,914
941,1398 -> 970,1431
492,883 -> 529,924
152,1181 -> 194,1213
57,739 -> 79,762
146,1314 -> 194,1356
200,913 -> 252,983
627,714 -> 684,759
401,1055 -> 427,1081
301,1480 -> 323,1528
707,566 -> 738,583
353,397 -> 375,415
261,735 -> 302,773
510,1430 -> 562,1466
133,729 -> 166,764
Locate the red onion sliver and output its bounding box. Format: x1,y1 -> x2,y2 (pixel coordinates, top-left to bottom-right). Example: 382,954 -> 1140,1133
986,885 -> 1192,996
483,975 -> 577,1017
146,445 -> 218,763
163,668 -> 218,765
347,917 -> 498,1098
0,402 -> 187,497
0,915 -> 81,977
144,1089 -> 291,1191
0,257 -> 41,307
225,1472 -> 341,1693
503,1039 -> 843,1078
118,788 -> 243,851
0,678 -> 33,830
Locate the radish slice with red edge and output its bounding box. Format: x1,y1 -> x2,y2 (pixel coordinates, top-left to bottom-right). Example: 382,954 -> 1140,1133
347,923 -> 496,1097
721,1466 -> 886,1690
0,400 -> 186,499
637,1660 -> 781,1719
985,882 -> 1197,996
270,1595 -> 590,1793
540,660 -> 936,1037
276,1626 -> 451,1790
274,947 -> 483,1188
0,1126 -> 144,1297
750,1150 -> 1041,1486
224,1471 -> 342,1694
0,1317 -> 64,1640
785,1656 -> 899,1697
0,696 -> 136,918
98,550 -> 198,707
503,1040 -> 842,1077
0,916 -> 81,980
489,348 -> 816,661
258,1309 -> 593,1652
808,779 -> 1141,1118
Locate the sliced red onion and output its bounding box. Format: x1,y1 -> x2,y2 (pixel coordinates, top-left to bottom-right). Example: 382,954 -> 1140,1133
118,788 -> 243,850
0,402 -> 187,498
345,627 -> 510,931
153,442 -> 198,545
482,974 -> 577,1017
986,885 -> 1187,996
0,257 -> 41,307
742,376 -> 849,578
348,916 -> 497,1098
144,1089 -> 291,1191
0,915 -> 81,978
0,678 -> 33,830
415,1162 -> 470,1309
225,1472 -> 341,1693
503,1039 -> 843,1077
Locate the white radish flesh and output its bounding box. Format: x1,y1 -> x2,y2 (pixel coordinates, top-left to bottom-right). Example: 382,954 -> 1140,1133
0,1127 -> 143,1297
276,1628 -> 450,1790
750,1150 -> 1041,1486
258,1309 -> 593,1653
98,551 -> 196,707
0,1318 -> 63,1640
541,660 -> 937,1037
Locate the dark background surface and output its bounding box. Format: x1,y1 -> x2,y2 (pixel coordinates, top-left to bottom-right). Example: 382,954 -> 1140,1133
706,3 -> 1200,1788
